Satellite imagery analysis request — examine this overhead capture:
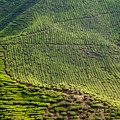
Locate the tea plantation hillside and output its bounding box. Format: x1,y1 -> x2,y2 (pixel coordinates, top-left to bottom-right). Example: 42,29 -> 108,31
0,49 -> 120,119
0,0 -> 120,119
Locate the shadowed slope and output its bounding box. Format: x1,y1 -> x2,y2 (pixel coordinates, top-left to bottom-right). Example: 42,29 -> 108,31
0,0 -> 40,36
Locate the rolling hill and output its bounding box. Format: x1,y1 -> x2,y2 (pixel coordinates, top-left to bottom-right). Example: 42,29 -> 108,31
0,0 -> 120,119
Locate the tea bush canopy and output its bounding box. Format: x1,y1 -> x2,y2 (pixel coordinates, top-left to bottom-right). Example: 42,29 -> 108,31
0,0 -> 120,119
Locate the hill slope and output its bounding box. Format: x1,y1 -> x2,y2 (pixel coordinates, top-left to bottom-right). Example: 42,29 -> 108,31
0,0 -> 120,119
0,49 -> 120,119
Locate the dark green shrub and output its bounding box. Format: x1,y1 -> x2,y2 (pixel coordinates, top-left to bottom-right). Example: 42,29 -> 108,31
67,111 -> 77,116
60,112 -> 67,116
54,107 -> 66,112
91,103 -> 103,108
88,108 -> 95,113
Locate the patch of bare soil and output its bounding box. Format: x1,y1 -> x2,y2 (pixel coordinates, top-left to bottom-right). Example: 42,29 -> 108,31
88,52 -> 101,57
42,107 -> 49,120
89,112 -> 96,118
16,81 -> 20,84
78,49 -> 84,54
27,33 -> 32,37
74,95 -> 84,100
26,83 -> 32,87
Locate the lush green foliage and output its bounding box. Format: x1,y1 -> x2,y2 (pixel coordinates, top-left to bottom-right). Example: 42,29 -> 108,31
0,59 -> 120,119
0,47 -> 120,119
0,0 -> 120,119
1,0 -> 120,103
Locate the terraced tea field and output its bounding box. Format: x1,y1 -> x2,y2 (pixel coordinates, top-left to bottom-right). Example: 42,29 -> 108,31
0,50 -> 120,119
0,0 -> 120,119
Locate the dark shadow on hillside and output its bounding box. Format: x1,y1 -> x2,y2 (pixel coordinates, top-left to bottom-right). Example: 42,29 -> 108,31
0,0 -> 39,33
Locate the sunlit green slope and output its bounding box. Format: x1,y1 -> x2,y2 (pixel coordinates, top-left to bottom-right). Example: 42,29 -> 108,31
1,47 -> 120,119
0,0 -> 120,105
0,48 -> 120,119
